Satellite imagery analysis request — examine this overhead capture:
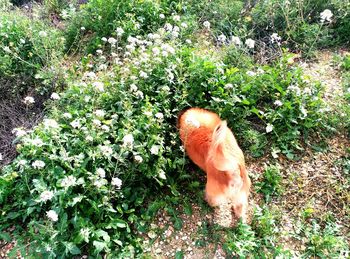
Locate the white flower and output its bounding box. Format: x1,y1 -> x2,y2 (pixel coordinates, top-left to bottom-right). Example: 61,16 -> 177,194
130,84 -> 138,92
134,155 -> 143,163
320,9 -> 333,23
266,124 -> 274,133
63,113 -> 72,119
96,168 -> 106,178
99,145 -> 113,157
93,178 -> 107,188
139,71 -> 148,79
271,33 -> 281,44
101,125 -> 110,132
173,15 -> 181,22
274,100 -> 283,107
85,71 -> 96,79
111,177 -> 122,189
96,49 -> 103,55
185,39 -> 192,44
80,228 -> 90,242
218,34 -> 226,42
181,22 -> 188,28
94,109 -> 105,117
144,111 -> 152,116
32,160 -> 45,169
39,31 -> 47,37
245,38 -> 255,49
185,117 -> 200,128
43,119 -> 59,129
116,27 -> 124,36
70,119 -> 81,129
150,145 -> 160,155
164,23 -> 173,32
18,160 -> 27,166
159,14 -> 165,19
152,47 -> 160,56
80,27 -> 86,31
231,36 -> 241,46
3,46 -> 11,53
203,21 -> 210,29
50,93 -> 60,100
135,90 -> 144,99
0,153 -> 2,161
24,96 -> 35,105
303,87 -> 312,95
155,112 -> 164,120
93,119 -> 101,126
86,135 -> 93,142
300,106 -> 308,119
12,127 -> 27,137
246,71 -> 256,76
101,37 -> 107,42
158,169 -> 166,180
108,37 -> 117,45
61,175 -> 77,188
31,138 -> 44,146
123,134 -> 134,147
46,210 -> 58,222
40,190 -> 54,202
93,82 -> 104,92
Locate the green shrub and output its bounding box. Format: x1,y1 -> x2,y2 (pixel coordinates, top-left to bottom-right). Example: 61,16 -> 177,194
0,11 -> 65,97
256,165 -> 283,201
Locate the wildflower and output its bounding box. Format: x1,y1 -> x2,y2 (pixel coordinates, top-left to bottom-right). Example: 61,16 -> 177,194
173,15 -> 181,22
158,169 -> 166,180
3,46 -> 11,53
271,33 -> 281,45
40,190 -> 54,202
159,14 -> 165,19
18,159 -> 27,166
135,90 -> 144,99
43,119 -> 59,129
86,136 -> 93,142
203,21 -> 210,29
46,210 -> 58,222
80,27 -> 86,31
123,134 -> 134,147
140,71 -> 148,79
231,36 -> 241,46
116,27 -> 124,36
85,71 -> 96,79
0,153 -> 2,161
134,155 -> 143,163
101,125 -> 110,132
99,145 -> 113,157
94,109 -> 105,118
300,106 -> 308,119
39,31 -> 47,37
93,82 -> 105,92
80,228 -> 90,242
111,177 -> 122,189
164,23 -> 173,32
217,34 -> 226,42
155,112 -> 164,120
61,175 -> 77,188
108,37 -> 117,45
24,96 -> 35,105
185,39 -> 192,44
266,124 -> 274,133
150,145 -> 160,155
12,127 -> 27,137
20,39 -> 26,44
246,71 -> 256,76
274,100 -> 283,107
63,113 -> 72,119
320,9 -> 333,23
96,49 -> 103,55
50,93 -> 60,100
245,38 -> 255,49
70,120 -> 81,129
93,178 -> 107,188
181,22 -> 188,28
31,138 -> 44,146
101,37 -> 107,42
96,168 -> 106,178
130,84 -> 138,92
32,160 -> 45,169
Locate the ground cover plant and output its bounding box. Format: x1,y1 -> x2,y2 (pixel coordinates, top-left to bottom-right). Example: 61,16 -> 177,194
0,0 -> 350,258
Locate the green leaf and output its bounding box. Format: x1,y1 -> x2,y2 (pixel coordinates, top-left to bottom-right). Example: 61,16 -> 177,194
93,241 -> 106,253
95,229 -> 110,242
175,250 -> 184,259
0,231 -> 11,242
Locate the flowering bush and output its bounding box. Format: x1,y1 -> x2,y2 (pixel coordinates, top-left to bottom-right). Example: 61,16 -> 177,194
0,11 -> 65,97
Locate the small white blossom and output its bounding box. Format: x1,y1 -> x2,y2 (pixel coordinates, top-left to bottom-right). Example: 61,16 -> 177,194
274,100 -> 283,107
116,27 -> 124,36
18,160 -> 27,166
159,14 -> 165,19
31,138 -> 44,146
245,38 -> 255,49
93,82 -> 104,92
231,36 -> 241,46
43,119 -> 59,129
101,37 -> 107,42
63,113 -> 72,119
24,96 -> 35,105
96,168 -> 106,178
224,83 -> 234,89
86,136 -> 93,142
130,84 -> 138,92
99,145 -> 113,157
70,120 -> 81,129
80,228 -> 90,242
181,22 -> 188,28
94,109 -> 105,118
32,160 -> 45,169
300,106 -> 308,119
3,46 -> 11,53
155,112 -> 164,120
96,49 -> 103,55
0,153 -> 2,161
92,119 -> 101,126
111,177 -> 122,189
80,27 -> 86,31
185,39 -> 192,44
139,71 -> 148,79
39,31 -> 47,37
12,127 -> 27,137
320,9 -> 333,23
135,90 -> 144,99
134,155 -> 143,163
61,175 -> 77,188
50,93 -> 60,100
246,71 -> 256,76
271,33 -> 281,45
150,145 -> 160,155
40,190 -> 54,202
108,37 -> 117,45
46,210 -> 58,222
101,125 -> 110,132
218,34 -> 226,42
173,15 -> 181,22
266,124 -> 274,133
203,21 -> 210,29
123,134 -> 134,147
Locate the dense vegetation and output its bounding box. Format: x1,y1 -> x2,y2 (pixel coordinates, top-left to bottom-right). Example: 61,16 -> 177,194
0,0 -> 349,257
